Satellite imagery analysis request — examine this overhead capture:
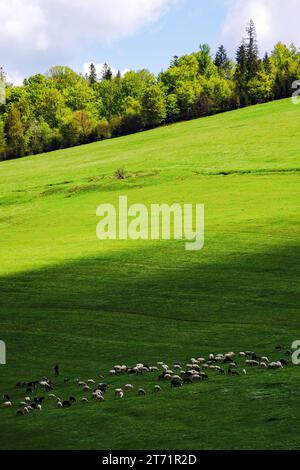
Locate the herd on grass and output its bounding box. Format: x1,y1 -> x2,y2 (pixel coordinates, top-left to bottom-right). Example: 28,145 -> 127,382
1,345 -> 293,416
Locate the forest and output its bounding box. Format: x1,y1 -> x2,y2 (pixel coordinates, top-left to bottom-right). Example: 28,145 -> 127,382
1,20 -> 300,161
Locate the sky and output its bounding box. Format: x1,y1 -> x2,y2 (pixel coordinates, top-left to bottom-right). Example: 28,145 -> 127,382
1,0 -> 300,84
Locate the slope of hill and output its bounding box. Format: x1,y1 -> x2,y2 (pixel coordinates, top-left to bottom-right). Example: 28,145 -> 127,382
0,99 -> 299,450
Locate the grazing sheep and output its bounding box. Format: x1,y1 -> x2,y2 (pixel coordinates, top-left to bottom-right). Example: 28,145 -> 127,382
199,372 -> 208,380
25,397 -> 31,403
16,410 -> 24,416
192,375 -> 201,382
138,388 -> 146,396
83,385 -> 91,391
124,384 -> 134,390
62,400 -> 71,408
240,352 -> 246,357
69,397 -> 76,403
37,404 -> 42,411
245,351 -> 256,357
261,357 -> 269,363
243,369 -> 247,375
2,401 -> 12,408
171,378 -> 182,388
115,388 -> 123,396
77,380 -> 87,387
115,390 -> 124,399
218,368 -> 225,375
245,360 -> 259,367
93,391 -> 104,401
260,362 -> 268,368
80,398 -> 89,404
87,379 -> 95,385
228,369 -> 240,376
3,394 -> 10,401
197,358 -> 206,363
20,401 -> 27,406
98,383 -> 109,393
109,369 -> 116,376
23,407 -> 29,414
225,352 -> 236,358
269,361 -> 283,369
48,394 -> 57,400
57,401 -> 63,408
92,390 -> 102,399
40,380 -> 50,389
154,385 -> 161,392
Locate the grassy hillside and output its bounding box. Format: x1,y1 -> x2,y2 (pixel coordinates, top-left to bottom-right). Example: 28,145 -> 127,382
0,99 -> 299,450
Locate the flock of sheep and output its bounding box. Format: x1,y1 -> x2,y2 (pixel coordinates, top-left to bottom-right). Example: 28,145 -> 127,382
1,346 -> 292,416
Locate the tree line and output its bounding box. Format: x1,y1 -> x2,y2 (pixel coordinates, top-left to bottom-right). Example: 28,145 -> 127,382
1,20 -> 300,161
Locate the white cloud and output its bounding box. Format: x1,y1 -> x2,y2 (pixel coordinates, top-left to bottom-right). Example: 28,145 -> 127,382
218,0 -> 300,55
0,0 -> 177,82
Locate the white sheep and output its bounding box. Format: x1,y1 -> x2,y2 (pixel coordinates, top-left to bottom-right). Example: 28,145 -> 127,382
87,379 -> 95,385
57,401 -> 63,408
2,401 -> 12,408
25,397 -> 31,403
269,361 -> 283,369
80,398 -> 89,404
243,369 -> 247,375
245,360 -> 259,366
115,390 -> 124,398
37,404 -> 42,411
124,384 -> 134,390
48,394 -> 57,400
154,385 -> 161,392
197,358 -> 206,363
261,356 -> 270,363
226,352 -> 236,358
109,369 -> 116,375
77,380 -> 87,387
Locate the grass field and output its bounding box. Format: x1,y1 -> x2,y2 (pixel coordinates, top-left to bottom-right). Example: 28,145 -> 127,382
0,98 -> 299,450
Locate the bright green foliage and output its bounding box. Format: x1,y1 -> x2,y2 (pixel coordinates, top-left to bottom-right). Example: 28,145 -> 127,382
1,21 -> 300,160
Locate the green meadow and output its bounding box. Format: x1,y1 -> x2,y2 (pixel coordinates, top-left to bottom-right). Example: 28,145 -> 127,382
0,98 -> 299,450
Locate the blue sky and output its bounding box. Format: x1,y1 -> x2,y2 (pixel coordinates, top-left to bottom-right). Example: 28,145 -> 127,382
77,0 -> 227,75
1,0 -> 300,83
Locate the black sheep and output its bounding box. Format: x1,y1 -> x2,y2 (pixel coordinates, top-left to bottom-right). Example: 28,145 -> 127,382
171,378 -> 182,388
